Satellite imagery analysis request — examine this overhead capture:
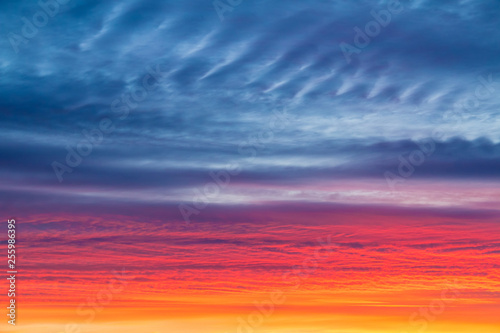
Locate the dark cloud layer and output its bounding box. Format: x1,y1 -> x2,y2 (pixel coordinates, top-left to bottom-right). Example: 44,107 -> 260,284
0,0 -> 499,212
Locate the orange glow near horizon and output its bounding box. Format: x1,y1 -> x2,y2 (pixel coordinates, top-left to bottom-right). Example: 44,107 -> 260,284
3,200 -> 499,333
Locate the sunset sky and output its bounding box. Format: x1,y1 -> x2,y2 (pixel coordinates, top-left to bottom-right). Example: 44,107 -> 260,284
1,0 -> 499,332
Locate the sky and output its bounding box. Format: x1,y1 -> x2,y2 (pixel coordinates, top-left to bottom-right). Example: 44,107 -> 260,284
0,0 -> 499,332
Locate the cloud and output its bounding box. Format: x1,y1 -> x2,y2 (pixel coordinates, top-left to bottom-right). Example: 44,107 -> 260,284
1,2 -> 499,325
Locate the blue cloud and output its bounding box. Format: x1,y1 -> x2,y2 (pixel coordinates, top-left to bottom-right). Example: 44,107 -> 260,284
0,0 -> 499,213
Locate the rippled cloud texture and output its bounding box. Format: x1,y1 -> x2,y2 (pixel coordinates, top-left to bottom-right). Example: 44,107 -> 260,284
0,0 -> 499,332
